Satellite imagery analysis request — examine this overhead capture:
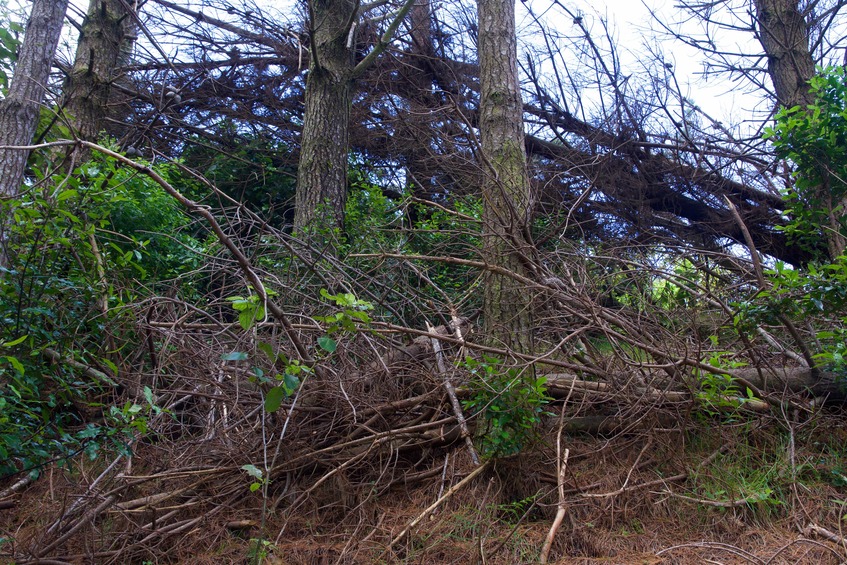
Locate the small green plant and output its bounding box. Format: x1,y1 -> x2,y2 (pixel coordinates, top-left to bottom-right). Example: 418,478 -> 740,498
241,463 -> 267,493
461,356 -> 551,458
493,492 -> 541,523
226,288 -> 373,415
693,342 -> 758,417
315,289 -> 374,333
226,288 -> 277,331
246,537 -> 276,564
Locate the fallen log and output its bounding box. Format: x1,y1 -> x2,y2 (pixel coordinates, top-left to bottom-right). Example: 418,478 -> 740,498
731,367 -> 847,403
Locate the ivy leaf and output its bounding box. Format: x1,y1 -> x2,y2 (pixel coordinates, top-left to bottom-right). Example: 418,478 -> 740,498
241,464 -> 263,480
264,386 -> 286,413
317,336 -> 337,353
238,309 -> 255,331
222,351 -> 248,361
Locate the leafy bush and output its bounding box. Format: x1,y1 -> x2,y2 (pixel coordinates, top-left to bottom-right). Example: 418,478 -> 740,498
765,65 -> 847,258
461,356 -> 551,458
0,153 -> 202,478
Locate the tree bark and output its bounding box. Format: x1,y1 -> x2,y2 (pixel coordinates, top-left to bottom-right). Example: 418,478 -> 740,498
293,0 -> 357,234
62,0 -> 136,163
753,0 -> 815,109
477,0 -> 535,354
0,0 -> 69,270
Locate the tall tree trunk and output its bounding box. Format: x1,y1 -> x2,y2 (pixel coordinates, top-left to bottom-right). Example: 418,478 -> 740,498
0,0 -> 69,270
293,0 -> 356,234
62,0 -> 136,165
754,0 -> 815,109
477,0 -> 534,354
755,0 -> 845,258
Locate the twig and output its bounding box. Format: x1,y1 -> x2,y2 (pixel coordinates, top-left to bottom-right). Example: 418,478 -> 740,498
804,523 -> 847,546
383,460 -> 491,554
539,447 -> 569,563
657,541 -> 764,563
540,375 -> 576,563
658,490 -> 768,508
42,347 -> 117,387
427,321 -> 479,465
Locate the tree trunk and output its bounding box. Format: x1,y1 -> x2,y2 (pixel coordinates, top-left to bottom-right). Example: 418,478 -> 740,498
477,0 -> 535,355
754,0 -> 815,109
0,0 -> 69,270
61,0 -> 136,164
293,0 -> 356,235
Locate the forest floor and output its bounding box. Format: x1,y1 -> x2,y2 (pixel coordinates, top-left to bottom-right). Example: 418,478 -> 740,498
4,410 -> 847,564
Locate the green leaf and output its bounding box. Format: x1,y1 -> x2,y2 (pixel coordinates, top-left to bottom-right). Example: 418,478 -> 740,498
143,386 -> 154,405
56,189 -> 78,202
222,351 -> 248,361
317,336 -> 337,353
241,464 -> 263,480
1,335 -> 27,347
257,341 -> 275,361
238,309 -> 255,331
264,386 -> 286,413
100,357 -> 118,374
283,373 -> 300,395
250,482 -> 262,492
78,425 -> 100,439
3,355 -> 24,375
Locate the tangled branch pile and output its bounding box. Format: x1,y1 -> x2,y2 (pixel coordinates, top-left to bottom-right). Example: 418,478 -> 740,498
2,184 -> 844,563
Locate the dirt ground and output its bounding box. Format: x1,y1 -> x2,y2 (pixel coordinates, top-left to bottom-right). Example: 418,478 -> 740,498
3,413 -> 846,564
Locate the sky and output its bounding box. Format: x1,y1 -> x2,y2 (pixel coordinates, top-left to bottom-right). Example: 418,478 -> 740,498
520,0 -> 772,130
8,0 -> 836,133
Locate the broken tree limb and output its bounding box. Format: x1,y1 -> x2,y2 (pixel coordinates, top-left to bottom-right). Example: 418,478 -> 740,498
732,367 -> 846,402
380,317 -> 471,370
427,321 -> 479,466
42,348 -> 117,387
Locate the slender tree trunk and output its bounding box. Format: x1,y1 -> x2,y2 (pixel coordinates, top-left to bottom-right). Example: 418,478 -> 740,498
0,0 -> 69,270
293,0 -> 356,234
62,0 -> 136,164
477,0 -> 534,354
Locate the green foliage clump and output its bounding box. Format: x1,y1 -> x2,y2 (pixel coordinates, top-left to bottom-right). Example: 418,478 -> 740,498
344,168 -> 404,250
461,356 -> 551,458
765,65 -> 847,257
0,153 -> 201,478
739,67 -> 847,379
179,132 -> 297,226
0,1 -> 22,94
